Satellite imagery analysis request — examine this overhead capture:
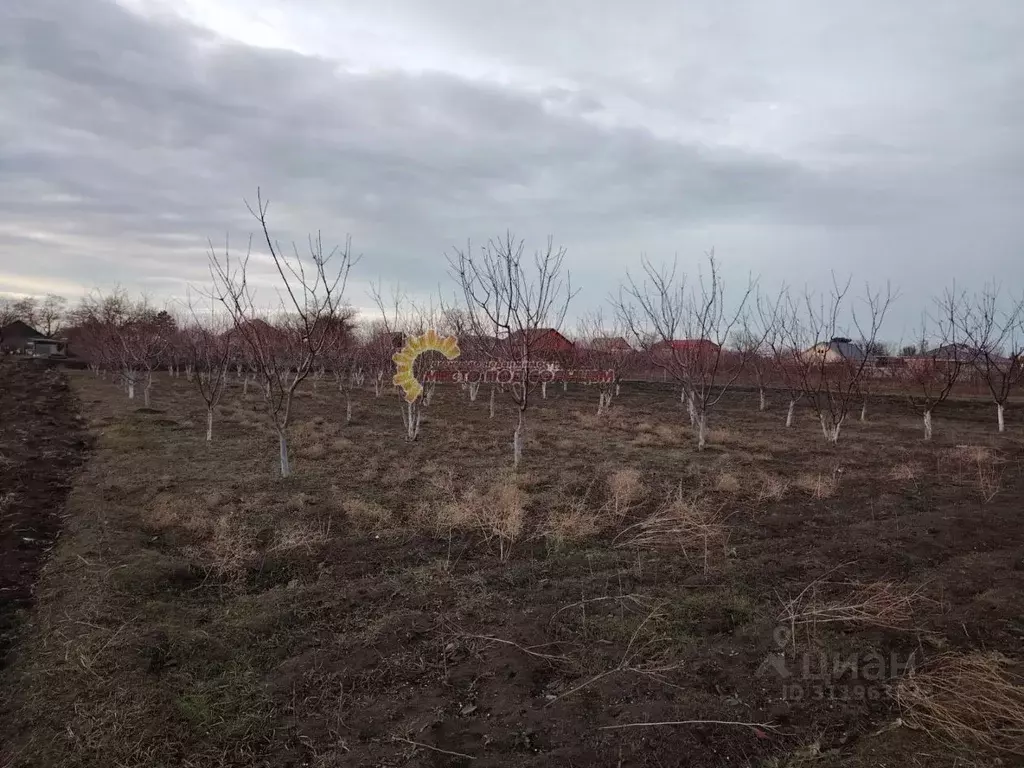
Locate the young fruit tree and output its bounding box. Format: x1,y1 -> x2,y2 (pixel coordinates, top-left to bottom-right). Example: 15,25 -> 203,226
900,289 -> 974,441
208,190 -> 355,477
779,276 -> 894,443
959,285 -> 1024,433
616,251 -> 755,450
179,298 -> 234,441
447,233 -> 575,468
576,310 -> 636,416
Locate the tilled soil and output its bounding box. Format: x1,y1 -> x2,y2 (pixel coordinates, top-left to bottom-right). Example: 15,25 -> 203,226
0,360 -> 88,667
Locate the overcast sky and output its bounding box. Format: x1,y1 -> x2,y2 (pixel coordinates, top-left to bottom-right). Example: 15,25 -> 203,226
3,0 -> 1023,337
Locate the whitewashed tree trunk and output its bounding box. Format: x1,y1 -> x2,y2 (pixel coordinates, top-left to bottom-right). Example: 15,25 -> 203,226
758,388 -> 766,412
686,391 -> 698,427
786,399 -> 796,428
126,373 -> 136,400
923,409 -> 933,440
243,376 -> 249,396
997,403 -> 1005,433
143,373 -> 153,407
424,382 -> 435,406
696,409 -> 708,451
615,382 -> 621,397
346,395 -> 353,424
860,398 -> 867,422
513,411 -> 524,469
541,381 -> 548,399
402,400 -> 422,440
469,381 -> 480,402
489,387 -> 496,419
562,381 -> 568,392
185,365 -> 194,382
374,372 -> 384,397
597,389 -> 606,416
278,430 -> 291,477
206,407 -> 214,441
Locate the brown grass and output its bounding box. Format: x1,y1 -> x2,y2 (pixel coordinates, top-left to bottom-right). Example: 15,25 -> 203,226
606,467 -> 645,517
440,472 -> 526,560
615,490 -> 731,576
895,652 -> 1024,754
794,472 -> 839,500
756,473 -> 790,504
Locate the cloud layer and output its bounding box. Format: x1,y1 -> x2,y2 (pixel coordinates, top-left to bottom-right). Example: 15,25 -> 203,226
2,0 -> 1023,334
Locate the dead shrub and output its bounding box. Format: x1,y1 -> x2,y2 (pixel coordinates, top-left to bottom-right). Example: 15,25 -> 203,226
186,510 -> 259,579
607,468 -> 645,518
756,474 -> 789,504
543,494 -> 602,546
894,652 -> 1024,754
440,473 -> 525,560
149,493 -> 212,537
779,578 -> 929,642
299,442 -> 327,461
615,489 -> 730,576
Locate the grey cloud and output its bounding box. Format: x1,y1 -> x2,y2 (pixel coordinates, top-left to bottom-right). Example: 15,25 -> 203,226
1,0 -> 1023,333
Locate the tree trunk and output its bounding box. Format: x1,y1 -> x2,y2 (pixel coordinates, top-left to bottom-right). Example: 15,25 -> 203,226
144,374 -> 152,407
278,430 -> 291,477
696,409 -> 708,451
997,403 -> 1005,433
206,407 -> 214,441
686,391 -> 697,427
469,381 -> 480,402
562,380 -> 568,392
489,387 -> 496,419
513,410 -> 524,469
615,382 -> 621,397
923,409 -> 933,441
243,376 -> 249,396
786,399 -> 795,427
374,372 -> 384,397
597,390 -> 606,416
758,388 -> 766,412
346,395 -> 353,424
860,397 -> 868,422
541,381 -> 547,399
126,374 -> 135,400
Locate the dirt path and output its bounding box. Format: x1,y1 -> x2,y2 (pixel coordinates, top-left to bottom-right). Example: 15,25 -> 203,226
0,361 -> 88,667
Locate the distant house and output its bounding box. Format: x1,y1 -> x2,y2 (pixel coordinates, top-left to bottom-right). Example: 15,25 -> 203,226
928,343 -> 984,362
506,328 -> 575,355
802,337 -> 866,363
587,337 -> 633,353
0,321 -> 67,358
650,339 -> 722,356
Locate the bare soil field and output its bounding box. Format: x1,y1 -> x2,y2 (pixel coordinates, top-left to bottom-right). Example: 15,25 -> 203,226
2,367 -> 1023,767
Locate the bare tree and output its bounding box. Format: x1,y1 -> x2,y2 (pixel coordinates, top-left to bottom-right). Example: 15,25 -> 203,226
780,277 -> 894,443
37,294 -> 67,337
207,190 -> 355,477
900,290 -> 970,440
960,284 -> 1024,432
447,233 -> 575,467
179,293 -> 235,441
576,310 -> 636,416
616,252 -> 755,450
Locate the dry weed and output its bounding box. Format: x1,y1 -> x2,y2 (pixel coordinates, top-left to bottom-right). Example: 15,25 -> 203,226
343,498 -> 394,530
440,473 -> 526,560
615,489 -> 730,576
795,472 -> 839,500
186,510 -> 259,579
269,518 -> 331,553
895,652 -> 1024,754
607,468 -> 645,517
715,472 -> 741,493
756,474 -> 789,503
889,461 -> 922,483
543,494 -> 602,546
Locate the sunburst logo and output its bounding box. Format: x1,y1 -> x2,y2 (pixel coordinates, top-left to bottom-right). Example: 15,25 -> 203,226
393,329 -> 461,402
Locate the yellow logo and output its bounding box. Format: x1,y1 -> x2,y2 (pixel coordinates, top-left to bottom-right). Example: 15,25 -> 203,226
392,329 -> 461,402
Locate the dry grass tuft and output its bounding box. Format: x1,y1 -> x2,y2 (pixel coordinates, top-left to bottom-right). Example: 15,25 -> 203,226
440,473 -> 526,560
779,577 -> 930,641
615,489 -> 731,576
795,472 -> 839,500
186,510 -> 259,579
269,518 -> 331,553
543,494 -> 602,546
895,652 -> 1024,754
756,473 -> 790,504
889,461 -> 922,483
343,498 -> 394,530
606,467 -> 645,517
714,471 -> 741,493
